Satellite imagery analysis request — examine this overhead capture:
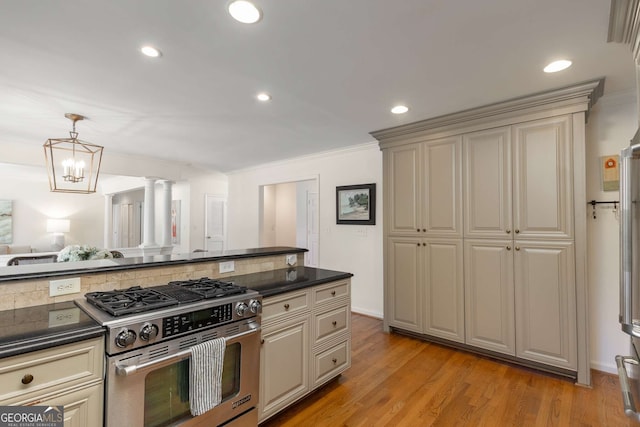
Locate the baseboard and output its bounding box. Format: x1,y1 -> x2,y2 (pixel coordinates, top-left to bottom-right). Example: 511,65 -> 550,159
590,361 -> 617,375
350,306 -> 383,319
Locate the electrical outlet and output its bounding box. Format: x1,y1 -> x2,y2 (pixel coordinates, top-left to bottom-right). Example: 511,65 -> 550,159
286,254 -> 297,266
49,277 -> 81,297
219,261 -> 235,273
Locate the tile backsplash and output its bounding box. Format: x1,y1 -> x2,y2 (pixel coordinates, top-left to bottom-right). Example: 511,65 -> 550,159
0,253 -> 301,311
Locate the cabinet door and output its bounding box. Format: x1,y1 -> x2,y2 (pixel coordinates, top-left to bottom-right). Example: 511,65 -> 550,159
36,382 -> 103,427
259,316 -> 310,421
423,136 -> 462,237
386,237 -> 423,333
464,239 -> 515,355
463,127 -> 512,239
385,143 -> 421,235
423,239 -> 464,342
512,116 -> 573,239
515,241 -> 576,369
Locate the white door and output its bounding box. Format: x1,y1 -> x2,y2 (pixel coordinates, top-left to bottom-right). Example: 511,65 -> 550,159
205,195 -> 227,252
306,192 -> 319,267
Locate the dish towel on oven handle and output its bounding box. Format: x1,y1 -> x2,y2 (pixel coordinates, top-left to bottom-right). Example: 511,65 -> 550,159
189,337 -> 227,416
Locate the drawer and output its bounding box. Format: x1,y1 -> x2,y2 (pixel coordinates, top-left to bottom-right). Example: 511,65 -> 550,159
0,337 -> 104,403
313,305 -> 349,345
262,290 -> 310,323
313,281 -> 350,306
312,339 -> 350,387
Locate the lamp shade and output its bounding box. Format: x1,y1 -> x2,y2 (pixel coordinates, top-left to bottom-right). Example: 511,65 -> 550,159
47,219 -> 70,234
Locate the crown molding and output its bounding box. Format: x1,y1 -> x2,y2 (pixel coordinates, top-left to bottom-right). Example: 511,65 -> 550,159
370,79 -> 604,144
608,0 -> 640,62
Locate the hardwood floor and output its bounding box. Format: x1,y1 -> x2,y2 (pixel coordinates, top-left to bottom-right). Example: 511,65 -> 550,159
260,314 -> 633,426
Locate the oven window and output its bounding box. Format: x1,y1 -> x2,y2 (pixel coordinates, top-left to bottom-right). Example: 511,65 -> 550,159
143,342 -> 242,427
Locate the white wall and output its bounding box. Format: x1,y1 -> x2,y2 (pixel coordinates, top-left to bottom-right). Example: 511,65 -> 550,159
0,174 -> 104,251
586,90 -> 638,373
274,182 -> 297,246
261,185 -> 276,246
227,143 -> 384,318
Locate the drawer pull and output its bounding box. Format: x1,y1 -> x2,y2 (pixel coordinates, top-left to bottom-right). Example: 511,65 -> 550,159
21,374 -> 34,385
261,339 -> 264,345
332,321 -> 337,327
284,303 -> 290,310
331,291 -> 336,296
332,358 -> 337,364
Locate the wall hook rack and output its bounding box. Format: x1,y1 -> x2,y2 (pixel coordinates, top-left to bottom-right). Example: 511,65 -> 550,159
588,200 -> 619,219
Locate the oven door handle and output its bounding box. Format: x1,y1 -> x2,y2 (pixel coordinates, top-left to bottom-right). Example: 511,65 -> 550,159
616,355 -> 640,421
115,327 -> 259,377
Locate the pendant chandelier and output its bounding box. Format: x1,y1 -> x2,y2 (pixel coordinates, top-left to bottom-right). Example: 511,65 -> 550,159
43,113 -> 104,194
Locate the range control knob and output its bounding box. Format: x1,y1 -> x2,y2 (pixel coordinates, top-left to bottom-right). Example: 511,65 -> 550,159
139,323 -> 159,341
115,329 -> 137,348
236,302 -> 249,317
249,299 -> 262,314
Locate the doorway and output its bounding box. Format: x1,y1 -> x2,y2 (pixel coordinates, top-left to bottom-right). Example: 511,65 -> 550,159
259,178 -> 319,267
205,194 -> 227,252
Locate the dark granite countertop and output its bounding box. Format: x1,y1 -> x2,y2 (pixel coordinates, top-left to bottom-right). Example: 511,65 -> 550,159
0,301 -> 105,359
0,265 -> 350,359
227,266 -> 353,298
0,246 -> 307,283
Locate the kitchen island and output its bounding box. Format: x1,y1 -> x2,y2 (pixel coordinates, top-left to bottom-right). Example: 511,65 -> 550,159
0,248 -> 352,426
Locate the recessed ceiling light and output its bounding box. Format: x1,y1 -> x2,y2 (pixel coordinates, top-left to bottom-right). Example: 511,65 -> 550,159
543,59 -> 572,73
141,46 -> 162,58
391,105 -> 409,114
257,92 -> 271,101
228,1 -> 262,24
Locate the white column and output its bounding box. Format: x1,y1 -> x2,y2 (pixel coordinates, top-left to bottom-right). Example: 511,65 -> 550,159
140,177 -> 157,248
161,180 -> 173,247
104,194 -> 113,248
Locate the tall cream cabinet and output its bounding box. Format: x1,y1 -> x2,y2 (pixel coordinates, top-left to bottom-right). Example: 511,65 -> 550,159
373,79 -> 603,386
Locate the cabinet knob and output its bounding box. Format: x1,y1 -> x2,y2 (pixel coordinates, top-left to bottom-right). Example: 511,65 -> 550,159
332,320 -> 337,327
515,246 -> 520,251
422,229 -> 426,232
506,246 -> 511,251
422,242 -> 426,246
417,243 -> 420,247
331,291 -> 336,296
21,374 -> 34,385
332,358 -> 338,364
506,229 -> 511,234
260,339 -> 264,345
515,229 -> 520,234
284,303 -> 290,310
416,229 -> 420,232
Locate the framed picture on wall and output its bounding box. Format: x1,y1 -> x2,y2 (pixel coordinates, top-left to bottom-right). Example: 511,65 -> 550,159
0,200 -> 12,244
336,183 -> 376,225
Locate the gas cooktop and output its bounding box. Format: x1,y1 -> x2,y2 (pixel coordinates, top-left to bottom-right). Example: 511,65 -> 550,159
85,278 -> 247,316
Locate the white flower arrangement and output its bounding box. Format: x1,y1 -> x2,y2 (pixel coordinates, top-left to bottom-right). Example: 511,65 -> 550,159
57,245 -> 114,262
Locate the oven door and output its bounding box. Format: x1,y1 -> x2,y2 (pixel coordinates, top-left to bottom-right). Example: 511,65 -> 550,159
105,321 -> 260,427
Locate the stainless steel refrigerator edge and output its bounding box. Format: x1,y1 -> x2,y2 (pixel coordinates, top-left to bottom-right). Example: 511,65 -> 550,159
617,141 -> 640,422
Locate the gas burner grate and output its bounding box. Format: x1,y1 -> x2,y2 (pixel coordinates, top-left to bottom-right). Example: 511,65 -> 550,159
168,277 -> 247,299
85,286 -> 178,316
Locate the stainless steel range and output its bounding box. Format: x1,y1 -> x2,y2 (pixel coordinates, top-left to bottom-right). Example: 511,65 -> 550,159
75,277 -> 261,427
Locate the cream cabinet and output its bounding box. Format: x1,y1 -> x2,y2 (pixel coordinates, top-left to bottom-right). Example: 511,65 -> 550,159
514,241 -> 576,369
387,236 -> 464,342
385,136 -> 462,237
374,79 -> 602,385
0,336 -> 104,427
259,279 -> 351,423
464,239 -> 515,355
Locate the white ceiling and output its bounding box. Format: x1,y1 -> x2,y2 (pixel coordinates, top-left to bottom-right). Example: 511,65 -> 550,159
0,0 -> 636,173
